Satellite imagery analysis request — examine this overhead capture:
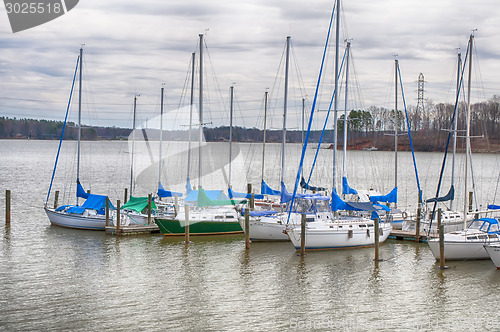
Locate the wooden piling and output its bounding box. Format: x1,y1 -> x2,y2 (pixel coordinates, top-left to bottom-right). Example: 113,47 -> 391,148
374,218 -> 380,262
124,188 -> 128,204
438,209 -> 447,269
245,207 -> 250,250
105,197 -> 110,227
184,204 -> 190,244
300,213 -> 306,256
54,190 -> 59,209
116,199 -> 121,235
5,190 -> 11,224
147,193 -> 152,225
415,191 -> 422,242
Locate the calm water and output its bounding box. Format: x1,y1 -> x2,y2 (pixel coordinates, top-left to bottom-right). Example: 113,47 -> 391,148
1,139 -> 500,331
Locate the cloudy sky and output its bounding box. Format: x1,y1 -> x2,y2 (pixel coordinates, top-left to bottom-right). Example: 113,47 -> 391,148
1,0 -> 499,130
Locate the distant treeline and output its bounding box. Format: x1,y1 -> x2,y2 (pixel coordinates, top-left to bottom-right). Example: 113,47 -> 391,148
1,96 -> 499,152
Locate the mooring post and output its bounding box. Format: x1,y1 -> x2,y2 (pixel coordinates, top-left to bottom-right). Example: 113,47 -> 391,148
245,208 -> 250,250
300,213 -> 306,256
148,193 -> 152,225
174,194 -> 179,217
250,193 -> 255,211
105,197 -> 110,227
116,199 -> 121,235
184,204 -> 190,244
438,208 -> 446,268
415,190 -> 422,242
374,218 -> 380,262
124,188 -> 128,204
54,190 -> 59,209
5,190 -> 11,224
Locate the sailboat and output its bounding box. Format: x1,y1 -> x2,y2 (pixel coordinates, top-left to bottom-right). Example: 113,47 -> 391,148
427,34 -> 500,260
284,0 -> 392,250
155,34 -> 246,236
44,47 -> 116,230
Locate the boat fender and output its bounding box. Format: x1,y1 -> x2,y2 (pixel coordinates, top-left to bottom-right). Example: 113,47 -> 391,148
366,229 -> 370,237
348,230 -> 353,238
402,211 -> 408,219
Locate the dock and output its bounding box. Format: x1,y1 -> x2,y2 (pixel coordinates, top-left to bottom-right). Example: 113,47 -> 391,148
389,229 -> 428,242
105,224 -> 160,235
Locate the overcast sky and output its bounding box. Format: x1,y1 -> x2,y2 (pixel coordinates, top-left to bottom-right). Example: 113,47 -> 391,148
1,0 -> 499,130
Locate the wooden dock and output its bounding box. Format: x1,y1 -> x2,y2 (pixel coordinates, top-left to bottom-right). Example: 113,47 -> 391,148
389,229 -> 428,242
105,224 -> 160,235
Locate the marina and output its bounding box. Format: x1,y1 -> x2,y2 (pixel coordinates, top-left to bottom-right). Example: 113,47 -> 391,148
2,139 -> 500,330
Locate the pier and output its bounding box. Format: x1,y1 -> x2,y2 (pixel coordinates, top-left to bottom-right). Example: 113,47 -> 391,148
389,229 -> 428,242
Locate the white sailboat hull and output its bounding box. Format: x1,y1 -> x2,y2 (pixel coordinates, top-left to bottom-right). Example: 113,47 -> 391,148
287,220 -> 392,250
247,216 -> 289,241
45,206 -> 107,230
484,244 -> 500,268
427,230 -> 500,260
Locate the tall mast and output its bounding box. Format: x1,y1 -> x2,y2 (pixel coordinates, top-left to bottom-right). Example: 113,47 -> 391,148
301,97 -> 305,149
463,34 -> 473,228
450,52 -> 461,210
394,59 -> 399,207
198,34 -> 204,188
158,84 -> 164,193
187,52 -> 195,185
76,46 -> 83,204
228,85 -> 234,188
342,41 -> 350,185
332,0 -> 340,190
261,90 -> 268,183
281,36 -> 291,187
130,95 -> 138,198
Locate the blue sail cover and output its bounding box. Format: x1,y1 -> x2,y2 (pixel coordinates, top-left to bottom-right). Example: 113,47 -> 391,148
342,177 -> 358,195
157,182 -> 183,198
261,180 -> 281,196
369,187 -> 397,203
300,177 -> 326,192
228,187 -> 264,200
281,182 -> 292,203
331,189 -> 351,211
489,205 -> 500,210
241,208 -> 278,217
66,194 -> 115,214
76,180 -> 90,199
426,186 -> 454,203
184,189 -> 228,202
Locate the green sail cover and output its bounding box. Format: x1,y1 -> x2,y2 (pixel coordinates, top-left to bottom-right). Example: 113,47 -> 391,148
121,196 -> 157,213
197,187 -> 246,207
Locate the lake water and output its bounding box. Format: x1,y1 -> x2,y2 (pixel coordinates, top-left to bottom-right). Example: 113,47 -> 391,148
1,139 -> 500,331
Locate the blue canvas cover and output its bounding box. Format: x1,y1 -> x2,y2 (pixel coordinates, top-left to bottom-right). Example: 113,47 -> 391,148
369,187 -> 397,203
261,180 -> 281,196
66,206 -> 86,214
488,204 -> 500,210
342,176 -> 358,195
228,187 -> 264,200
331,189 -> 351,211
185,178 -> 193,194
300,176 -> 326,192
76,180 -> 90,199
157,182 -> 183,198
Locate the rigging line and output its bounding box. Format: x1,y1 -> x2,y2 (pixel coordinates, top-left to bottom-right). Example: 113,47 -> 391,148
304,47 -> 347,190
428,40 -> 470,232
286,2 -> 336,225
398,64 -> 424,213
46,55 -> 79,204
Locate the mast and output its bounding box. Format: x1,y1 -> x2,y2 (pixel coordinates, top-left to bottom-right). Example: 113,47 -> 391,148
394,59 -> 399,207
342,41 -> 350,186
76,46 -> 83,204
302,97 -> 305,148
261,90 -> 268,183
281,36 -> 291,188
198,34 -> 204,188
450,52 -> 461,210
187,52 -> 195,185
228,85 -> 234,188
463,34 -> 473,228
332,0 -> 340,190
130,95 -> 138,198
158,84 -> 165,194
